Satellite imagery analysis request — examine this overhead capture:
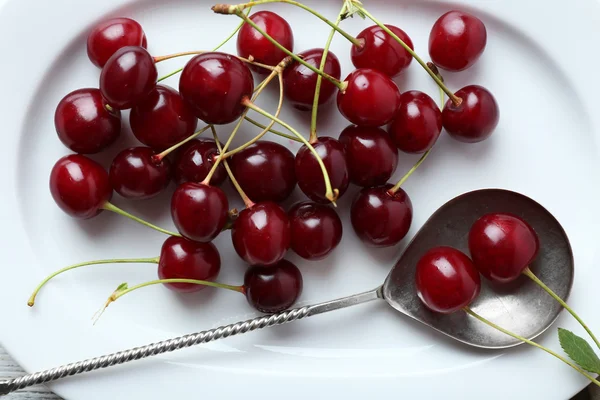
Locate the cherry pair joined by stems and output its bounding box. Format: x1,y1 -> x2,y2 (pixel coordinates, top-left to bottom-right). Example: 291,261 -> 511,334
87,17 -> 147,68
289,202 -> 342,261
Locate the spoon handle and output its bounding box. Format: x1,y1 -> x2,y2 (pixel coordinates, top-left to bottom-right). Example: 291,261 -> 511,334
0,287 -> 383,396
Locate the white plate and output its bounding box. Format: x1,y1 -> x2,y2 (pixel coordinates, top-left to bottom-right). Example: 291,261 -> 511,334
1,0 -> 600,399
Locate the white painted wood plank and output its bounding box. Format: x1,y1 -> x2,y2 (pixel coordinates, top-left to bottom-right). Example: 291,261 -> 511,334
0,346 -> 61,399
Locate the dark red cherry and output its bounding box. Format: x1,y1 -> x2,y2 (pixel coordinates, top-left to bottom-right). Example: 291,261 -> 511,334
289,202 -> 342,260
173,139 -> 227,186
180,52 -> 254,124
54,88 -> 121,154
244,260 -> 303,313
351,25 -> 413,77
468,213 -> 540,283
415,246 -> 481,314
129,85 -> 198,152
429,11 -> 487,72
171,182 -> 229,242
158,236 -> 221,293
339,125 -> 398,187
337,68 -> 401,127
350,185 -> 412,247
282,48 -> 341,111
237,11 -> 294,74
388,90 -> 442,154
87,17 -> 147,68
49,154 -> 112,219
109,147 -> 171,200
100,46 -> 157,110
229,141 -> 296,203
295,137 -> 349,204
443,85 -> 499,143
231,202 -> 291,266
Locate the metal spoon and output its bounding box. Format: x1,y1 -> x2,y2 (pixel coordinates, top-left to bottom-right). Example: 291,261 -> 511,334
0,188 -> 574,396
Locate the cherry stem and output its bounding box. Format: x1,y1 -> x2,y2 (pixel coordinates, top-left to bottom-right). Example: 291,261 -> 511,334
522,267 -> 600,350
244,117 -> 301,142
101,202 -> 180,237
27,257 -> 159,307
463,307 -> 600,388
154,50 -> 276,71
388,150 -> 431,195
152,125 -> 213,163
427,61 -> 446,109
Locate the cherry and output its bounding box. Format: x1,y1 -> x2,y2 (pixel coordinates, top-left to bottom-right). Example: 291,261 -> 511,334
100,46 -> 157,110
388,90 -> 442,154
339,125 -> 398,187
171,182 -> 229,243
109,147 -> 172,200
237,11 -> 294,74
229,141 -> 296,203
173,139 -> 227,186
415,246 -> 481,314
231,202 -> 291,266
295,137 -> 348,203
87,17 -> 147,68
289,202 -> 342,260
244,260 -> 303,313
442,85 -> 499,143
351,25 -> 413,77
350,185 -> 412,247
54,88 -> 121,154
468,213 -> 540,283
179,52 -> 254,124
282,48 -> 341,111
337,68 -> 401,127
129,85 -> 198,152
429,11 -> 487,72
158,236 -> 221,293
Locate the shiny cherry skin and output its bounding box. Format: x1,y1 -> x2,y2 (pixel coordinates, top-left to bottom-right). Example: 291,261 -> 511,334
351,25 -> 413,77
109,147 -> 172,200
237,11 -> 294,74
231,202 -> 291,266
289,202 -> 342,261
180,52 -> 254,124
244,260 -> 303,313
130,85 -> 198,152
87,17 -> 147,68
443,85 -> 499,143
429,11 -> 487,72
351,185 -> 412,247
282,48 -> 341,111
49,154 -> 112,219
415,246 -> 481,314
158,236 -> 221,293
468,213 -> 540,283
337,68 -> 401,127
339,125 -> 398,187
100,46 -> 157,110
173,139 -> 227,186
295,137 -> 349,203
388,90 -> 442,154
171,182 -> 229,243
229,141 -> 296,203
54,88 -> 121,154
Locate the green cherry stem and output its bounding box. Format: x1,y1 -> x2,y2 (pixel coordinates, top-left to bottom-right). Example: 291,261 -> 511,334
101,202 -> 180,237
387,150 -> 431,195
152,124 -> 213,163
244,117 -> 301,142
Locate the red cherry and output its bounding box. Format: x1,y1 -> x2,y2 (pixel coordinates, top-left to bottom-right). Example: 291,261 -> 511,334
171,182 -> 229,242
109,147 -> 171,200
180,52 -> 254,124
229,141 -> 296,203
429,11 -> 487,72
289,202 -> 342,261
244,260 -> 303,313
282,48 -> 341,111
351,25 -> 413,77
237,11 -> 294,74
54,88 -> 121,154
173,139 -> 227,186
337,68 -> 401,127
49,154 -> 112,219
100,46 -> 157,110
415,246 -> 481,314
158,236 -> 221,293
350,185 -> 412,247
87,17 -> 147,68
468,213 -> 540,283
442,85 -> 499,143
129,85 -> 198,152
231,202 -> 291,266
339,125 -> 398,187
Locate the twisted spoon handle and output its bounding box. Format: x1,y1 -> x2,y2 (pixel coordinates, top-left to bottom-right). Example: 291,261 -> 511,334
0,287 -> 382,396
